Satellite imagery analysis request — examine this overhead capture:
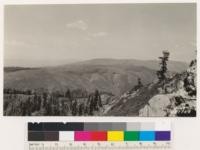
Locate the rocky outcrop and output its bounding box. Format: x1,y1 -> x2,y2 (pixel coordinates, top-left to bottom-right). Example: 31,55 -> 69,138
106,59 -> 196,117
139,59 -> 196,117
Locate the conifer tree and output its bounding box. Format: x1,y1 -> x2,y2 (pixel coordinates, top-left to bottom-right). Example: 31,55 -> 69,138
157,50 -> 170,81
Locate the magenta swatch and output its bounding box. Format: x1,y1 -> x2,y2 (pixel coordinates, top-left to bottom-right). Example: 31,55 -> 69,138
75,131 -> 92,141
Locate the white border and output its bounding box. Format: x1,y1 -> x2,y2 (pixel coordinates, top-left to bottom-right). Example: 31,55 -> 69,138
1,0 -> 197,5
0,0 -> 199,149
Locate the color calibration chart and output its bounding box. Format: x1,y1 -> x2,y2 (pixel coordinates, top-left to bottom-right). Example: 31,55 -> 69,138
26,122 -> 172,150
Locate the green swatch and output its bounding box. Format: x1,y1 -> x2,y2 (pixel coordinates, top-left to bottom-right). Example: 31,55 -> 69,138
124,131 -> 139,141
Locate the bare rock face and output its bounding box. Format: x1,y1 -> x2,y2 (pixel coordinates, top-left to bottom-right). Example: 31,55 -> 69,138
139,94 -> 171,117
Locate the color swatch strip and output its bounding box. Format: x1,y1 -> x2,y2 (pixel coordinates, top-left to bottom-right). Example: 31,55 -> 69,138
28,122 -> 170,131
28,131 -> 171,141
28,122 -> 171,142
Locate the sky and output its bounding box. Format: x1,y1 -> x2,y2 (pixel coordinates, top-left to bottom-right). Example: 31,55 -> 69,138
4,3 -> 196,67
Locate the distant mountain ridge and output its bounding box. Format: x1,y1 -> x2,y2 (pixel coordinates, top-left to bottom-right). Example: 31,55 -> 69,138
73,58 -> 188,72
4,59 -> 188,96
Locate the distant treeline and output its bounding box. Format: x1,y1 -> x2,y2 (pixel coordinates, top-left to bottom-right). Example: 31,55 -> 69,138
4,88 -> 89,98
4,67 -> 39,73
4,88 -> 103,116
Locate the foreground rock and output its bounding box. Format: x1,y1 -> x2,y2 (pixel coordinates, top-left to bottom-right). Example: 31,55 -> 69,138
106,59 -> 196,117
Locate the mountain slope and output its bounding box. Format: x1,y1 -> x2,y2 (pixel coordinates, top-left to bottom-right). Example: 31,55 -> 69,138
4,64 -> 155,96
4,59 -> 187,96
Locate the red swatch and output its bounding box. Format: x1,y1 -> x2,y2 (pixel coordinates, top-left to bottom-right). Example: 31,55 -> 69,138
91,131 -> 107,141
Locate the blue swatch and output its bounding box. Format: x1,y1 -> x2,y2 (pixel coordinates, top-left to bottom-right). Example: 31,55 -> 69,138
139,131 -> 155,141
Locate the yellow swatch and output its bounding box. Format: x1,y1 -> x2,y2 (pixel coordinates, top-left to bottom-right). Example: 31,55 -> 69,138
107,131 -> 124,141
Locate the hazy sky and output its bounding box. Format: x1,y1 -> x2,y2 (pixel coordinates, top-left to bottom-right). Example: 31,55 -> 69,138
4,3 -> 196,67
